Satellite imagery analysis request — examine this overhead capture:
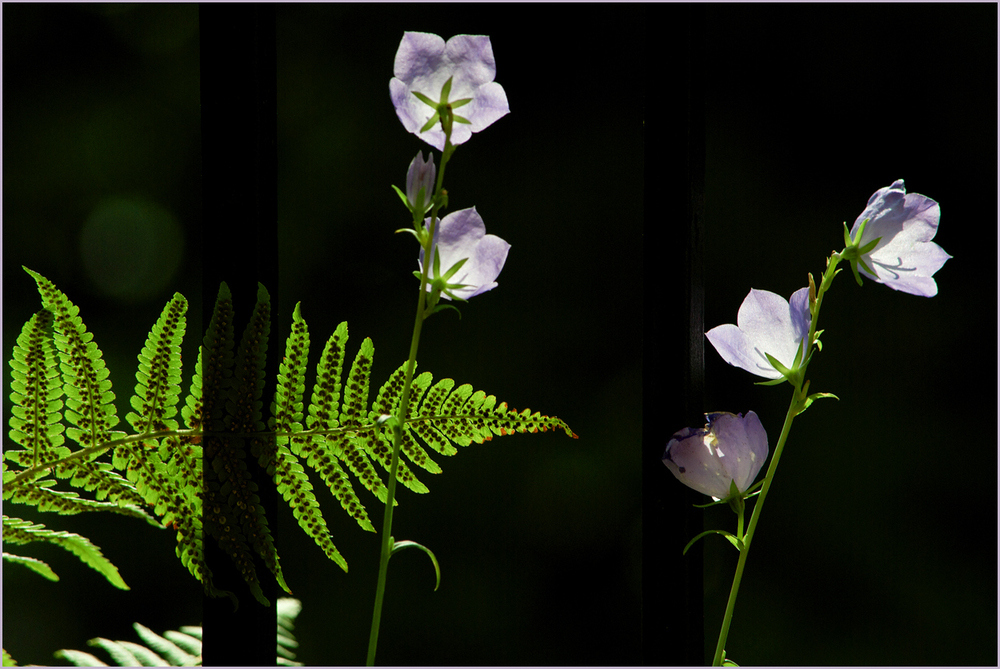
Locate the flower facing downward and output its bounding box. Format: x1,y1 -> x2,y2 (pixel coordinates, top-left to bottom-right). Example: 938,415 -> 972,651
848,179 -> 950,297
663,412 -> 769,500
390,32 -> 510,150
419,207 -> 510,300
706,288 -> 811,380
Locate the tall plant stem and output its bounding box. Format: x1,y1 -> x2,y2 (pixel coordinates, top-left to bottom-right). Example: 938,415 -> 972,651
366,135 -> 455,667
711,387 -> 799,666
711,254 -> 844,665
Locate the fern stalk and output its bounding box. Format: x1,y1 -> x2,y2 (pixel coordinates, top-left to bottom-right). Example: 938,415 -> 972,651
366,125 -> 458,667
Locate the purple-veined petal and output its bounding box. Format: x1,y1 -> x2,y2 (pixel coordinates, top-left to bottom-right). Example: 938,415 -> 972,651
706,288 -> 811,379
418,207 -> 511,300
849,179 -> 951,297
390,32 -> 510,150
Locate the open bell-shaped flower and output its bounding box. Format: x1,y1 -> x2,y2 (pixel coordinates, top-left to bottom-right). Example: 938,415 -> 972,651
706,287 -> 811,380
418,207 -> 510,300
390,31 -> 510,150
663,411 -> 769,500
846,179 -> 950,297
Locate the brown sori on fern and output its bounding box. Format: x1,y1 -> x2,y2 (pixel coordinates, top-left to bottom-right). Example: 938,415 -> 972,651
3,267 -> 576,607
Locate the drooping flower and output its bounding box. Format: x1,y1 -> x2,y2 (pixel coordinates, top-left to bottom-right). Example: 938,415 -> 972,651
663,412 -> 769,500
706,288 -> 811,380
405,151 -> 436,214
390,32 -> 510,150
419,207 -> 510,300
848,179 -> 950,297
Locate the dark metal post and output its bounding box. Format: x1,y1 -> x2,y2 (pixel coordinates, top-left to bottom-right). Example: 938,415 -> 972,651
642,5 -> 706,665
199,4 -> 279,665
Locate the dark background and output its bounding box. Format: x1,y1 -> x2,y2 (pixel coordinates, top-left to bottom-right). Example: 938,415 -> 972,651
3,3 -> 996,667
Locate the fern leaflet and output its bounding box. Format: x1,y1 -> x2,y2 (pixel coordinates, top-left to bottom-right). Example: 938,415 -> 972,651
4,269 -> 576,605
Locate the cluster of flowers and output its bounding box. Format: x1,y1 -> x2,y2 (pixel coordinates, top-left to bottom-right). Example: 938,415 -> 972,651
664,180 -> 950,499
390,32 -> 511,301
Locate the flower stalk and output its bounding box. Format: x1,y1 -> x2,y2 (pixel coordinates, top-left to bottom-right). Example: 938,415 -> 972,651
709,249 -> 845,665
365,128 -> 453,666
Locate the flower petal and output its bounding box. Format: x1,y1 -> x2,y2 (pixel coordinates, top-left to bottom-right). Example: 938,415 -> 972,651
850,179 -> 951,297
390,32 -> 510,150
706,288 -> 810,379
662,412 -> 769,499
419,207 -> 510,300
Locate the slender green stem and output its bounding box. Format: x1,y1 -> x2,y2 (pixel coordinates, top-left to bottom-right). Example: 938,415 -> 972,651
366,130 -> 456,667
710,253 -> 845,666
711,385 -> 800,666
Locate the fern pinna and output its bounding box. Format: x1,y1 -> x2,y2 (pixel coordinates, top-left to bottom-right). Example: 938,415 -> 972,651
3,267 -> 576,607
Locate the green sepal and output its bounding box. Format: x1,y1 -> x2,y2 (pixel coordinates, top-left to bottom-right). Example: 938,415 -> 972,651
682,529 -> 743,555
391,184 -> 411,210
438,76 -> 454,102
390,537 -> 441,591
411,90 -> 437,108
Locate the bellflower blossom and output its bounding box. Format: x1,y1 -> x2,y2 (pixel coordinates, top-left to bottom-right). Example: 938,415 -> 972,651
663,412 -> 769,500
390,32 -> 510,150
848,179 -> 950,297
419,207 -> 510,300
706,288 -> 811,380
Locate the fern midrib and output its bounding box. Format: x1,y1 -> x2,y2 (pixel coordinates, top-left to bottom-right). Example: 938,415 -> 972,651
7,409 -> 546,486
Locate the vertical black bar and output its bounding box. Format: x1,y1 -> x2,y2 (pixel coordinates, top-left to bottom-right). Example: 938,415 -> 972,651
642,5 -> 706,665
199,4 -> 278,666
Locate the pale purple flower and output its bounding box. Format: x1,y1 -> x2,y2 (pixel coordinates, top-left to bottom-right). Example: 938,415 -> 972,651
406,152 -> 436,213
390,32 -> 510,150
849,179 -> 950,297
706,288 -> 811,380
419,207 -> 510,300
663,411 -> 769,500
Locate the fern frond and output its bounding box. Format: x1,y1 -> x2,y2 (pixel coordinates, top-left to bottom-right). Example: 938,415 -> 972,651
23,267 -> 124,455
3,480 -> 158,525
51,597 -> 303,666
200,283 -> 286,606
2,515 -> 127,589
268,304 -> 350,572
124,292 -> 187,461
7,308 -> 65,472
132,623 -> 199,667
3,551 -> 59,581
281,315 -> 577,573
10,269 -> 143,509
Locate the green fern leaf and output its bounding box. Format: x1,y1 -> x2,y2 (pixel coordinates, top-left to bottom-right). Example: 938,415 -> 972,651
283,317 -> 576,573
52,649 -> 106,666
268,304 -> 350,572
200,283 -> 286,606
51,597 -> 303,666
3,550 -> 59,581
3,480 -> 157,525
3,647 -> 17,666
132,623 -> 199,667
6,308 -> 66,472
124,292 -> 187,460
11,269 -> 143,510
2,515 -> 127,589
22,267 -> 123,454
